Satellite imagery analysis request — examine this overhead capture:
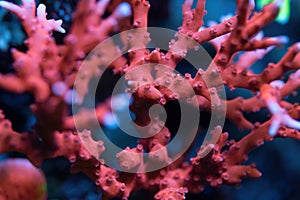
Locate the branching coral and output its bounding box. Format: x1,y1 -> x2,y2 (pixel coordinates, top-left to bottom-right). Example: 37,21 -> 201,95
0,0 -> 300,199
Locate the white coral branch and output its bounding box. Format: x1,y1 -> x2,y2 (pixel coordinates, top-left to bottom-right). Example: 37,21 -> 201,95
267,74 -> 300,136
267,100 -> 300,136
36,4 -> 65,33
0,1 -> 65,34
0,1 -> 22,15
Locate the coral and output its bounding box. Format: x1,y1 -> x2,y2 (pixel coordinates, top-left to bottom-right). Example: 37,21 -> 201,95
0,0 -> 300,199
0,158 -> 47,200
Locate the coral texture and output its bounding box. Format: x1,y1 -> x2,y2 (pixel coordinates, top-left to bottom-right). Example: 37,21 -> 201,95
0,0 -> 300,199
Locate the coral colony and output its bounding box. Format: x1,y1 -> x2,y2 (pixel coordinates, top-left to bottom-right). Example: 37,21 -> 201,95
0,0 -> 300,199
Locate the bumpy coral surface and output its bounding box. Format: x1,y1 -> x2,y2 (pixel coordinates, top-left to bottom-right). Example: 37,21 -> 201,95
0,0 -> 300,199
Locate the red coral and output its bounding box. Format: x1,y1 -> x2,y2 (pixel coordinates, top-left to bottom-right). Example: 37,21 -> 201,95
0,0 -> 300,199
0,158 -> 47,200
